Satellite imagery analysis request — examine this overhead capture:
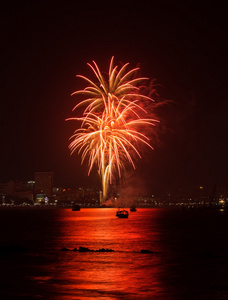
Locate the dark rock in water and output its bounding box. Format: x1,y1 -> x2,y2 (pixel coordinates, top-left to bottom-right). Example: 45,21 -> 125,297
59,246 -> 114,252
141,249 -> 153,254
96,248 -> 114,252
60,247 -> 70,251
79,246 -> 93,252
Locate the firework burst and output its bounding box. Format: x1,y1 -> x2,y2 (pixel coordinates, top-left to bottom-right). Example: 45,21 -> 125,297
66,57 -> 159,203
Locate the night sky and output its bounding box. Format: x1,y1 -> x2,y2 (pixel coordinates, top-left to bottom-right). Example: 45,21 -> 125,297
1,1 -> 227,194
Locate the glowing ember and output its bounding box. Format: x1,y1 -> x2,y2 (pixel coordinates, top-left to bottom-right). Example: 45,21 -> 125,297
66,57 -> 159,203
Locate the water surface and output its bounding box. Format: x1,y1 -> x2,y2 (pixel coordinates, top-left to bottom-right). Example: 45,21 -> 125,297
0,207 -> 228,299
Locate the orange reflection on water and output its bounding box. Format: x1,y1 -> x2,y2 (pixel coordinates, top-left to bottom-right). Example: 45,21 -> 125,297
58,208 -> 161,252
51,250 -> 165,299
51,208 -> 166,299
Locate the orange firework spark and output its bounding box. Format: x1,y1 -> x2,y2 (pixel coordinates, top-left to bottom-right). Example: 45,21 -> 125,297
66,57 -> 159,203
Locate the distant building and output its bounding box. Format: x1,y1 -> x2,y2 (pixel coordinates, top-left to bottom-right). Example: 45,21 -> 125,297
0,180 -> 35,204
19,181 -> 35,191
0,181 -> 16,195
0,180 -> 34,194
34,172 -> 53,199
14,190 -> 34,202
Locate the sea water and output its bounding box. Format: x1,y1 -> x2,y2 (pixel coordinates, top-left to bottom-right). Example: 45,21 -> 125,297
0,207 -> 228,299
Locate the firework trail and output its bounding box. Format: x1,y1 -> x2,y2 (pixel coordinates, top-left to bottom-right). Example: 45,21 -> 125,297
66,57 -> 159,203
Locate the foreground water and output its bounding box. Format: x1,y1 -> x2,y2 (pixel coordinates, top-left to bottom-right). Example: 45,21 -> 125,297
0,207 -> 228,299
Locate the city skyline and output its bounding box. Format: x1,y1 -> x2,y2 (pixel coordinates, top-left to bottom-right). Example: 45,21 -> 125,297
1,2 -> 227,194
0,171 -> 226,201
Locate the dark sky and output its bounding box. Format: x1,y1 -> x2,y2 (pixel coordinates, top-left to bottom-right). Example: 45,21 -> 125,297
1,1 -> 227,194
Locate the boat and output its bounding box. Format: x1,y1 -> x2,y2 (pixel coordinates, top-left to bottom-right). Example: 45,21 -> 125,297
72,204 -> 80,211
116,208 -> 129,218
130,206 -> 137,212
